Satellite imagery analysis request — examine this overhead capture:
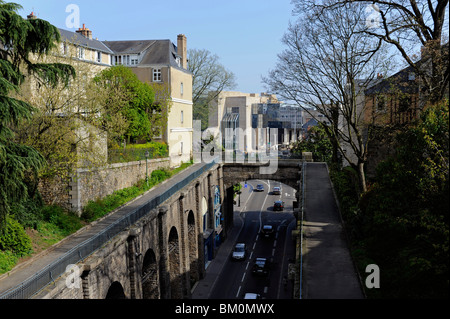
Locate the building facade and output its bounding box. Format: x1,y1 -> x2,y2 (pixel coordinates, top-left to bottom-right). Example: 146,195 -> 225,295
103,35 -> 193,167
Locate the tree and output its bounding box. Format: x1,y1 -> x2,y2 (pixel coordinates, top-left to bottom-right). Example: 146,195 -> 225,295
13,38 -> 109,180
188,48 -> 236,130
0,1 -> 75,228
94,65 -> 158,143
264,2 -> 393,192
293,0 -> 449,105
359,101 -> 449,298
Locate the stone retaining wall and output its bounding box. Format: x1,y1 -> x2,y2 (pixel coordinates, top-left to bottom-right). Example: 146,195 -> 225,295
69,158 -> 170,214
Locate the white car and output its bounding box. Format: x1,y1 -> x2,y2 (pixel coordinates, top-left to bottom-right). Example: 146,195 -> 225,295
231,243 -> 247,260
272,186 -> 281,195
244,293 -> 261,299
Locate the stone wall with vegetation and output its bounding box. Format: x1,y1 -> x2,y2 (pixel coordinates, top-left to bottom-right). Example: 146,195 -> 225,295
69,158 -> 170,213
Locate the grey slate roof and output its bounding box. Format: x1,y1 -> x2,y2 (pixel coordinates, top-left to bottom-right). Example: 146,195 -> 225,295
58,28 -> 114,54
103,39 -> 188,71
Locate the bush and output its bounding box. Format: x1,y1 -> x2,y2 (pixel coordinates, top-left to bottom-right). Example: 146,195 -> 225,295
0,250 -> 18,273
0,217 -> 32,256
41,206 -> 83,236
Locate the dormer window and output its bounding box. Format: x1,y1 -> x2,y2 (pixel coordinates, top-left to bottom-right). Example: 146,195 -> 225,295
176,56 -> 181,67
153,68 -> 162,82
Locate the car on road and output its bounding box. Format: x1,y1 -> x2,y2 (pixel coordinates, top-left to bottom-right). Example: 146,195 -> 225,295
251,257 -> 270,276
255,184 -> 264,192
260,224 -> 274,238
231,243 -> 247,261
272,186 -> 281,195
273,200 -> 284,211
244,293 -> 262,299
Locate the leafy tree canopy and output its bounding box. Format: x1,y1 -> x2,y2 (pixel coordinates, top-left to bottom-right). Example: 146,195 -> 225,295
94,65 -> 157,142
0,1 -> 75,228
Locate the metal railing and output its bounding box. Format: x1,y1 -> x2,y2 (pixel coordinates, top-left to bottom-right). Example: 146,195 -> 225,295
0,159 -> 218,299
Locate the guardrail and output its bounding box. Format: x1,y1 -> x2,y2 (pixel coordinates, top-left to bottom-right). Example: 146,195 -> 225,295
0,159 -> 218,299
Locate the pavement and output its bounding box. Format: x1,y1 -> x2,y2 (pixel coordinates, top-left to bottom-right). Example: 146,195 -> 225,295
0,162 -> 211,299
301,162 -> 365,299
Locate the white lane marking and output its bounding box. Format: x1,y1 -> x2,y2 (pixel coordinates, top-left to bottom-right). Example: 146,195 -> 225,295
241,272 -> 246,282
236,286 -> 241,298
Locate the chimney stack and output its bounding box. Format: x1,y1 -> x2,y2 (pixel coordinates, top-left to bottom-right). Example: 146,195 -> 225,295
76,24 -> 93,40
177,34 -> 187,69
27,12 -> 37,20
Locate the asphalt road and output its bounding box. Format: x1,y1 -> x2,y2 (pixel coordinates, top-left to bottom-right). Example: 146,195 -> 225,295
210,179 -> 296,299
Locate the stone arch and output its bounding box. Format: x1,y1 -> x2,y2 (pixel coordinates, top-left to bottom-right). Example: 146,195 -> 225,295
187,210 -> 199,286
168,226 -> 182,299
201,196 -> 208,231
142,249 -> 159,299
105,281 -> 126,299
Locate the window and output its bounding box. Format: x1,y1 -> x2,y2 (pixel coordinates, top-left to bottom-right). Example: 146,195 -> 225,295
97,51 -> 102,63
78,47 -> 85,59
377,95 -> 385,111
181,110 -> 184,124
153,68 -> 162,82
61,42 -> 68,56
180,82 -> 184,96
180,142 -> 183,155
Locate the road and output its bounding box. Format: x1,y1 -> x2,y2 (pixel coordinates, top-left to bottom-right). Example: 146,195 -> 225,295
210,179 -> 296,299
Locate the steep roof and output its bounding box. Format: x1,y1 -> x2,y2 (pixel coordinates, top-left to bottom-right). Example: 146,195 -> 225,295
103,39 -> 188,71
58,28 -> 114,54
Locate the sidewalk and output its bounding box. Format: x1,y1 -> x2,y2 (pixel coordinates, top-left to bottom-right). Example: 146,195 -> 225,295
191,209 -> 244,299
0,162 -> 210,298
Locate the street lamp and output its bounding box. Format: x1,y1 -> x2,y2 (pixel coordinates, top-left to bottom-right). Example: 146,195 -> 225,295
145,150 -> 149,187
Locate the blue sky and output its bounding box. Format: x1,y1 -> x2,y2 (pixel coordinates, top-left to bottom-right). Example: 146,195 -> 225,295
17,0 -> 296,94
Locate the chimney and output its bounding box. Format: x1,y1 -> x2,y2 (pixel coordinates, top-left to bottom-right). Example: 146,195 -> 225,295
177,34 -> 187,69
76,24 -> 93,40
27,12 -> 37,20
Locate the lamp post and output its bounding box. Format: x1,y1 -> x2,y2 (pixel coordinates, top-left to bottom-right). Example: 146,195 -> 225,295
145,150 -> 149,187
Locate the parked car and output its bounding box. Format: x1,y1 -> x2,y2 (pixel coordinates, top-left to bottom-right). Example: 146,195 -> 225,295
255,184 -> 264,192
261,224 -> 274,238
272,186 -> 281,195
251,257 -> 270,276
231,243 -> 247,261
273,200 -> 284,211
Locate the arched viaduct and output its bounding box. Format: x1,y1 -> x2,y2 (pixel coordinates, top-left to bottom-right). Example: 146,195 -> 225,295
34,160 -> 302,299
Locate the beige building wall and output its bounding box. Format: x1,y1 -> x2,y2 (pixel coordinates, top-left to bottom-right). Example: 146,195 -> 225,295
132,64 -> 193,167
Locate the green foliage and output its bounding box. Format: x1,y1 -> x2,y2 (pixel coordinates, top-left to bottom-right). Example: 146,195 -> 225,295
354,101 -> 449,298
94,65 -> 157,142
0,249 -> 18,273
108,142 -> 169,163
0,1 -> 75,229
0,216 -> 32,256
40,205 -> 83,236
291,125 -> 332,162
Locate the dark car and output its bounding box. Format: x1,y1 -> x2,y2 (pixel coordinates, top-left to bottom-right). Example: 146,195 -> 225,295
255,184 -> 264,192
251,257 -> 270,276
261,224 -> 274,238
273,200 -> 284,211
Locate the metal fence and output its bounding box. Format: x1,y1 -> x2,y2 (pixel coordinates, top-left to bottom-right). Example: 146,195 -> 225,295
0,159 -> 218,299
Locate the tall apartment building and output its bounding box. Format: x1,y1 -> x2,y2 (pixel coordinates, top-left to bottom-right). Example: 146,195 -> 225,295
103,35 -> 193,167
